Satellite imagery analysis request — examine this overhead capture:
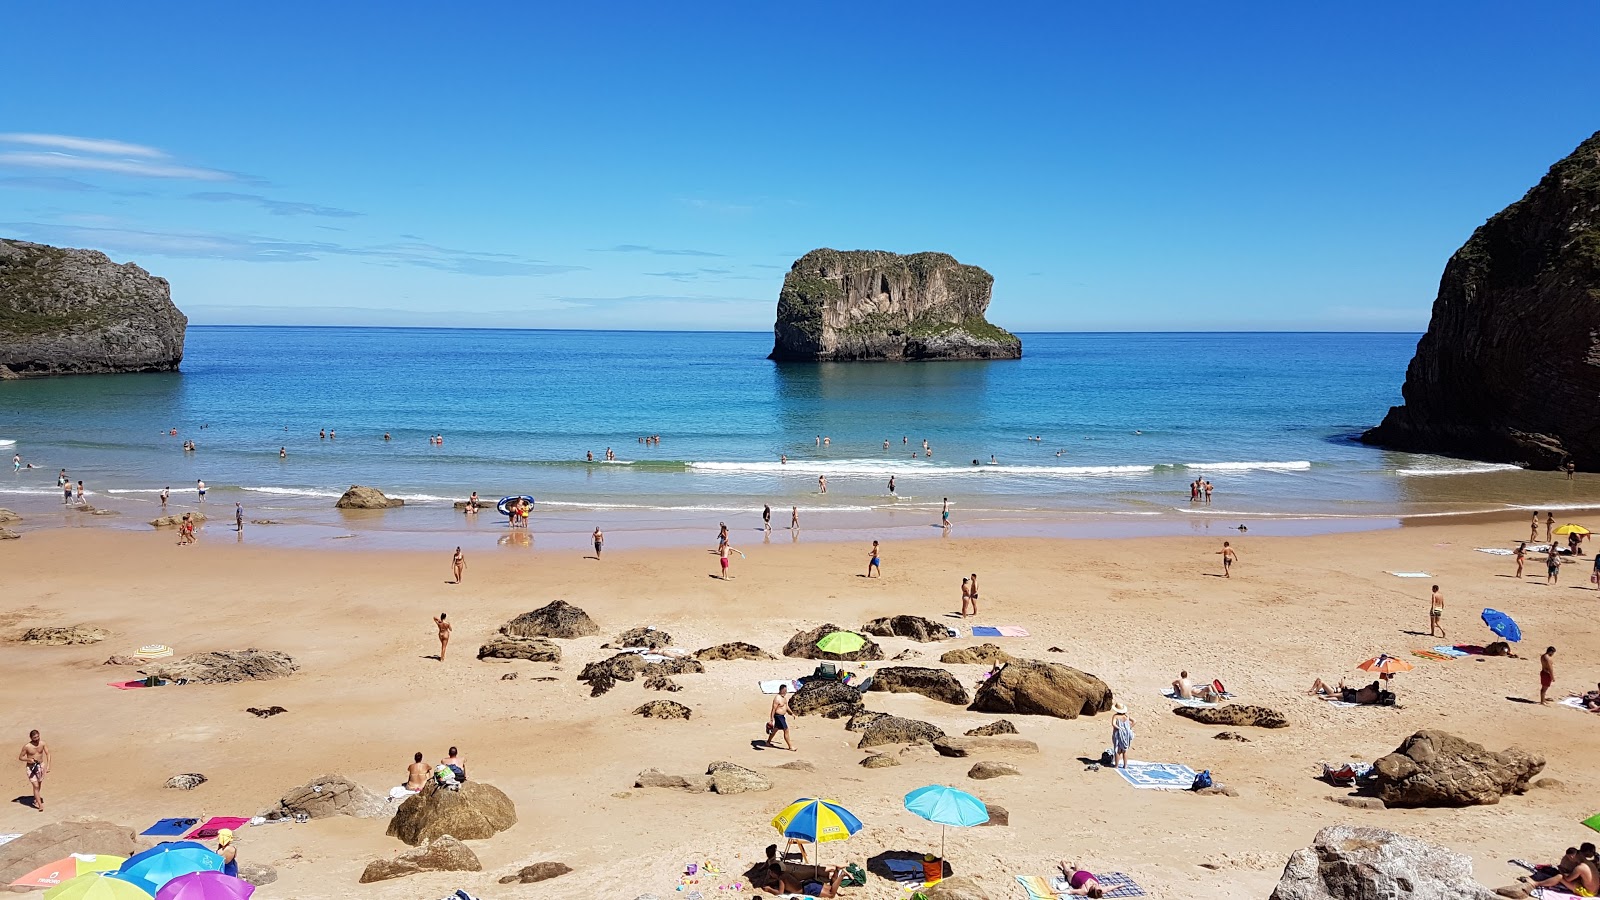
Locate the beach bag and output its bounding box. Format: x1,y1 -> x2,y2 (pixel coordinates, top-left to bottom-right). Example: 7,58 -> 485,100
1191,770 -> 1213,790
1099,749 -> 1115,767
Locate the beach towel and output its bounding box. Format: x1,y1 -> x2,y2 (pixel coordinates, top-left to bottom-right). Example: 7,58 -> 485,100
0,834 -> 20,848
1386,571 -> 1432,578
1115,761 -> 1196,790
1559,697 -> 1596,712
760,680 -> 801,694
971,625 -> 1029,637
1475,547 -> 1515,555
141,817 -> 199,837
186,816 -> 250,839
883,858 -> 927,884
1050,873 -> 1145,898
1014,875 -> 1054,900
1160,689 -> 1216,708
107,680 -> 150,690
1584,812 -> 1600,833
1432,646 -> 1469,657
1319,699 -> 1362,708
1411,650 -> 1453,662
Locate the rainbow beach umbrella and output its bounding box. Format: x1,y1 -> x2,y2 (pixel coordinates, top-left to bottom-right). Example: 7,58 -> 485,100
771,798 -> 863,877
11,855 -> 127,888
43,872 -> 151,900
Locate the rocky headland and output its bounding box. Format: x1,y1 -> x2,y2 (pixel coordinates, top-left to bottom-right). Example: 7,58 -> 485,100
0,238 -> 186,377
768,248 -> 1021,361
1362,129 -> 1600,468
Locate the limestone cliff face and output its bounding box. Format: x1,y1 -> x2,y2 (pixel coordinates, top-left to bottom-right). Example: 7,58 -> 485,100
0,239 -> 186,376
769,249 -> 1021,361
1362,130 -> 1600,469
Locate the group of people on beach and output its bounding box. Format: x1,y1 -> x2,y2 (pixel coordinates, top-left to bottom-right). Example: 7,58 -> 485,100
1189,479 -> 1214,502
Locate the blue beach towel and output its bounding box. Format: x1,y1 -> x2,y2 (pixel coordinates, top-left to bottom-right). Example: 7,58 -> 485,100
971,626 -> 1001,637
1115,761 -> 1196,790
141,817 -> 199,837
1432,646 -> 1469,658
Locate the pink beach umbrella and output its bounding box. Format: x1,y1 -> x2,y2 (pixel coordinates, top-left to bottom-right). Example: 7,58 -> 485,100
154,872 -> 253,900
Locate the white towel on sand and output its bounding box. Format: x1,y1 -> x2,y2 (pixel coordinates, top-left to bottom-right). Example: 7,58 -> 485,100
1386,571 -> 1432,578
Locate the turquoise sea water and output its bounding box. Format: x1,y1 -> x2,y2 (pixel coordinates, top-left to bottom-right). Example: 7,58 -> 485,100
2,328 -> 1594,548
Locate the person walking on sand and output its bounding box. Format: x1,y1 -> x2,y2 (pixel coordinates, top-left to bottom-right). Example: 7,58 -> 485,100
592,527 -> 603,558
1591,552 -> 1600,590
1547,546 -> 1562,585
961,577 -> 974,618
1429,584 -> 1446,638
1216,541 -> 1238,577
1531,512 -> 1540,544
19,730 -> 48,811
1110,703 -> 1135,769
433,613 -> 452,661
451,547 -> 464,583
866,540 -> 881,577
719,543 -> 736,579
768,684 -> 794,751
1540,646 -> 1556,704
1515,542 -> 1527,578
763,504 -> 772,533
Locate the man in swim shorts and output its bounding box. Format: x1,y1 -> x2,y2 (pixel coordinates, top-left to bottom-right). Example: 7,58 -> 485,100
767,684 -> 793,750
719,543 -> 734,579
1540,646 -> 1556,704
1217,541 -> 1238,577
593,527 -> 603,557
866,540 -> 881,577
196,479 -> 207,500
19,729 -> 48,811
1429,584 -> 1445,638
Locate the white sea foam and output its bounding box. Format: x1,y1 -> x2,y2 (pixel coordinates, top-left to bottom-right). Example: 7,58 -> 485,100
0,486 -> 63,496
536,499 -> 876,513
0,439 -> 16,447
388,493 -> 455,503
1396,463 -> 1523,477
686,460 -> 1154,478
1180,460 -> 1312,472
105,488 -> 167,495
241,486 -> 345,499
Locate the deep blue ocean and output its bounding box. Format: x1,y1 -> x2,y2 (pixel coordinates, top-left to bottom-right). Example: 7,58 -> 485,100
2,328 -> 1588,547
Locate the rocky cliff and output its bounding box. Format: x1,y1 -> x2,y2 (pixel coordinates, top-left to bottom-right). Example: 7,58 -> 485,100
768,249 -> 1021,361
0,239 -> 186,376
1362,130 -> 1600,468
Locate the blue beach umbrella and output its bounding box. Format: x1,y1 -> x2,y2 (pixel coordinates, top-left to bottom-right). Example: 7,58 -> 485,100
1481,608 -> 1522,642
904,785 -> 989,862
113,844 -> 223,897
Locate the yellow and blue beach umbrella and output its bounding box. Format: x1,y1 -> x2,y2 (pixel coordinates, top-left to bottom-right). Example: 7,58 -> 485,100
771,797 -> 863,843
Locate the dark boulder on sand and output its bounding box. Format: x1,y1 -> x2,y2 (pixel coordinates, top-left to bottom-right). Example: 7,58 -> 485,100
868,666 -> 970,704
578,652 -> 702,697
940,643 -> 1017,665
387,782 -> 517,846
334,485 -> 403,509
501,600 -> 600,639
18,624 -> 109,645
359,835 -> 481,882
695,641 -> 775,661
144,649 -> 298,684
477,635 -> 562,662
1370,730 -> 1543,808
783,623 -> 883,661
606,627 -> 672,649
966,720 -> 1017,736
1174,704 -> 1289,729
856,715 -> 945,749
968,659 -> 1112,719
861,615 -> 952,643
789,680 -> 865,718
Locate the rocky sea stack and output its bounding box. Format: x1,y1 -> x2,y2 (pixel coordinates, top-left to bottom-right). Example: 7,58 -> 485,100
0,239 -> 186,376
1362,129 -> 1600,469
769,249 -> 1021,361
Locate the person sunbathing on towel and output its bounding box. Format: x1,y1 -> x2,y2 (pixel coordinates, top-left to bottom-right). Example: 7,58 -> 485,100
760,862 -> 843,897
1308,678 -> 1345,697
1338,681 -> 1383,705
1173,671 -> 1221,702
1056,862 -> 1105,898
1582,683 -> 1600,710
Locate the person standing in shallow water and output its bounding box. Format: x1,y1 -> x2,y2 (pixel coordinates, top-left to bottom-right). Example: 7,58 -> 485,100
762,504 -> 771,533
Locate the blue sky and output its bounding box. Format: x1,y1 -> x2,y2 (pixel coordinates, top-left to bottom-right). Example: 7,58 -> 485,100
2,2 -> 1596,331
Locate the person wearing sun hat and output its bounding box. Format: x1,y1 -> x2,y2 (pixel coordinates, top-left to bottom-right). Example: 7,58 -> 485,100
1109,702 -> 1135,769
216,828 -> 239,877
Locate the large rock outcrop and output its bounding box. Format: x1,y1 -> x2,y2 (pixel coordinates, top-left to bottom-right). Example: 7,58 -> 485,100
0,820 -> 144,885
789,680 -> 865,718
387,782 -> 517,845
1370,730 -> 1543,807
144,649 -> 298,684
501,601 -> 600,639
768,249 -> 1021,361
782,624 -> 884,661
968,660 -> 1113,719
274,774 -> 387,819
1361,130 -> 1600,469
862,615 -> 952,643
868,666 -> 970,704
0,239 -> 186,376
1269,824 -> 1498,900
359,835 -> 481,883
334,486 -> 403,509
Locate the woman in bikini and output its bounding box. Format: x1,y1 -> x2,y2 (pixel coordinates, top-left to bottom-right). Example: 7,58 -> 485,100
960,577 -> 973,618
1056,862 -> 1105,898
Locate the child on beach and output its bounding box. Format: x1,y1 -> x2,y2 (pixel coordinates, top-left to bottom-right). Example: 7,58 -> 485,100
1216,541 -> 1238,577
1429,585 -> 1445,638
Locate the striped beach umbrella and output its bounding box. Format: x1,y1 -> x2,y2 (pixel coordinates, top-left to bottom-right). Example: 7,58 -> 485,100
771,798 -> 863,878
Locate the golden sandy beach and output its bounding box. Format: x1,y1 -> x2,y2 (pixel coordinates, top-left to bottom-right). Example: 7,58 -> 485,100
2,517 -> 1598,899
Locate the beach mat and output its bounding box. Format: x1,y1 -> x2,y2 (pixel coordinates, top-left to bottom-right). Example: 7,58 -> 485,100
759,680 -> 800,694
186,816 -> 250,839
1051,873 -> 1145,898
1014,875 -> 1053,900
1560,697 -> 1596,712
1411,650 -> 1453,662
141,817 -> 200,837
1432,646 -> 1469,657
1475,547 -> 1514,555
107,680 -> 149,690
1160,689 -> 1215,708
971,625 -> 1029,638
882,858 -> 926,884
1584,812 -> 1600,833
1115,761 -> 1196,790
0,834 -> 19,848
1386,571 -> 1432,578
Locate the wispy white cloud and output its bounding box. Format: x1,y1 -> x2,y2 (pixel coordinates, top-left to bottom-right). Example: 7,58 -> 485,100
0,133 -> 167,159
1,220 -> 585,277
591,244 -> 726,258
0,151 -> 243,182
190,191 -> 360,218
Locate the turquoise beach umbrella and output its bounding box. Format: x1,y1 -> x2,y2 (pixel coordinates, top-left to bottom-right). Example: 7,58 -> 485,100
903,785 -> 989,862
113,844 -> 223,896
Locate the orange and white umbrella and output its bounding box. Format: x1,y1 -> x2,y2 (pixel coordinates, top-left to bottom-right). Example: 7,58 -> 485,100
1356,654 -> 1413,675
